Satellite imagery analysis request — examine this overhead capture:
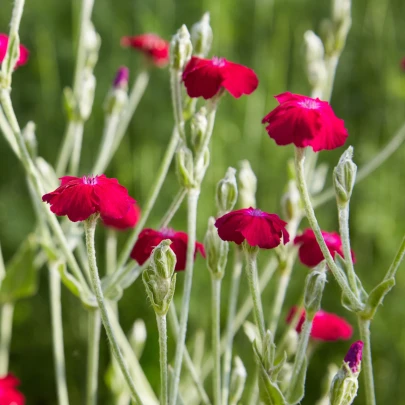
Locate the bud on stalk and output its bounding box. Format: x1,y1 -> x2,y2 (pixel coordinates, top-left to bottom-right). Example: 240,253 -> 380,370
170,25 -> 192,70
216,167 -> 238,214
191,12 -> 213,57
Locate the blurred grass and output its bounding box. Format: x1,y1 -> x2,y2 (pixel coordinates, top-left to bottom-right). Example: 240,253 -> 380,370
1,0 -> 405,403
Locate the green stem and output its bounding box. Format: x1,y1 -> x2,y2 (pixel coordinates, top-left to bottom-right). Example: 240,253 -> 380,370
105,228 -> 117,276
169,188 -> 200,405
170,69 -> 186,142
285,317 -> 312,402
49,265 -> 70,405
83,215 -> 144,405
221,248 -> 243,405
384,234 -> 405,280
86,309 -> 101,405
357,317 -> 376,405
0,106 -> 19,157
211,278 -> 221,405
294,147 -> 360,309
0,303 -> 14,375
243,246 -> 265,343
157,314 -> 169,405
56,121 -> 77,176
322,55 -> 339,102
68,121 -> 84,176
160,188 -> 187,228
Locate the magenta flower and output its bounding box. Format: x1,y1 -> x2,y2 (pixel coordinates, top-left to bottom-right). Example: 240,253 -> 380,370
0,374 -> 25,405
42,175 -> 135,222
103,203 -> 140,230
344,340 -> 364,373
131,228 -> 205,271
214,207 -> 289,249
262,92 -> 348,152
182,56 -> 258,99
0,33 -> 29,68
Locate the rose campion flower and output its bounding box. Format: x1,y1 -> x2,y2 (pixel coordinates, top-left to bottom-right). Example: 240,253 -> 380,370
0,374 -> 25,405
121,34 -> 169,67
294,228 -> 355,268
0,33 -> 29,67
214,207 -> 289,249
262,92 -> 349,151
102,203 -> 140,230
182,56 -> 259,99
131,228 -> 205,271
287,306 -> 353,341
344,340 -> 364,373
42,175 -> 135,222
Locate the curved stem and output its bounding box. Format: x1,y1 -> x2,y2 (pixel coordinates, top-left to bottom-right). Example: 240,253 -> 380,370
221,248 -> 243,405
384,234 -> 405,281
86,309 -> 101,405
83,215 -> 144,405
160,188 -> 187,228
211,278 -> 221,405
358,317 -> 376,405
0,303 -> 14,376
157,314 -> 168,405
68,121 -> 84,176
169,188 -> 200,405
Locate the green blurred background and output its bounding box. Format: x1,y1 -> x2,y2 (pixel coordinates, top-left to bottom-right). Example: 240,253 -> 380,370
1,0 -> 405,403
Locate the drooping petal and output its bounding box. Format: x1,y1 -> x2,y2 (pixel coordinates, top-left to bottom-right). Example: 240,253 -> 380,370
103,203 -> 140,230
221,61 -> 259,98
214,211 -> 246,245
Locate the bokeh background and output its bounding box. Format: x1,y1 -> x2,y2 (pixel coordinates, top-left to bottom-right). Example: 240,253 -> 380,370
1,0 -> 405,403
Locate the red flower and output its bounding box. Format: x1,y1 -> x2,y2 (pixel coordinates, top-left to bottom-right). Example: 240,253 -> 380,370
182,56 -> 258,99
42,175 -> 135,222
103,203 -> 140,230
215,207 -> 289,249
287,307 -> 353,341
262,92 -> 348,152
130,228 -> 206,271
0,34 -> 29,68
121,34 -> 169,67
344,340 -> 364,373
0,374 -> 25,405
294,228 -> 355,268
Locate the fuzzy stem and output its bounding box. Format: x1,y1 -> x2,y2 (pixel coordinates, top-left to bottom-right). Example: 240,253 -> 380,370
68,121 -> 84,176
105,228 -> 117,276
160,188 -> 187,228
358,317 -> 376,405
86,309 -> 101,405
0,303 -> 14,376
211,278 -> 221,405
157,314 -> 169,405
169,188 -> 200,405
0,107 -> 19,157
221,248 -> 243,405
84,215 -> 144,405
384,234 -> 405,281
56,122 -> 77,176
170,69 -> 186,142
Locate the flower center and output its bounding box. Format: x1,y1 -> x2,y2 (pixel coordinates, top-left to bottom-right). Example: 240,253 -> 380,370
298,99 -> 320,110
82,175 -> 98,185
249,208 -> 265,217
212,56 -> 226,67
160,228 -> 176,237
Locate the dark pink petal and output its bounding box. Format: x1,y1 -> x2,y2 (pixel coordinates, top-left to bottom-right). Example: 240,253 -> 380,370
215,211 -> 246,245
221,61 -> 258,98
311,310 -> 353,341
344,341 -> 364,373
17,43 -> 29,66
131,229 -> 165,265
0,33 -> 29,68
0,374 -> 25,405
103,203 -> 140,230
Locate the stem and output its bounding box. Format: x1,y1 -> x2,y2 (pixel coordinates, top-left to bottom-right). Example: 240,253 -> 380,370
157,314 -> 168,405
322,55 -> 339,102
384,234 -> 405,280
243,247 -> 265,342
170,69 -> 186,142
56,122 -> 76,176
357,317 -> 376,405
0,107 -> 19,157
105,228 -> 117,276
169,188 -> 200,405
160,188 -> 187,228
86,310 -> 101,405
68,121 -> 84,176
221,248 -> 243,405
49,265 -> 70,405
0,303 -> 14,375
211,278 -> 221,405
294,147 -> 360,309
337,204 -> 359,296
167,306 -> 212,405
285,318 -> 312,402
83,215 -> 144,405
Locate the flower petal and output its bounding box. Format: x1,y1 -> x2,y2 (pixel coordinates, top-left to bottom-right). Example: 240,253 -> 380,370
221,61 -> 258,98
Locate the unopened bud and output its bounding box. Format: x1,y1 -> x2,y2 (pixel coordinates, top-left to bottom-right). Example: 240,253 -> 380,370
333,146 -> 357,206
104,67 -> 129,115
205,217 -> 229,279
79,70 -> 96,120
216,167 -> 238,214
304,263 -> 327,319
129,319 -> 147,359
22,121 -> 37,159
194,147 -> 210,186
229,357 -> 247,405
304,31 -> 324,63
284,328 -> 299,358
84,22 -> 101,69
332,0 -> 351,25
142,240 -> 177,316
238,160 -> 257,208
330,341 -> 363,405
191,107 -> 208,153
191,12 -> 213,57
281,180 -> 300,221
175,146 -> 195,188
170,25 -> 192,70
113,66 -> 129,89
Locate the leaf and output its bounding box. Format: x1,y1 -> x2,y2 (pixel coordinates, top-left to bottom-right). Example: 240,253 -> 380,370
285,357 -> 307,405
361,278 -> 395,320
0,236 -> 39,303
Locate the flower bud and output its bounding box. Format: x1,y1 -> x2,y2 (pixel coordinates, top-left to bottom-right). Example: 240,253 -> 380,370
129,319 -> 147,359
22,121 -> 37,159
170,25 -> 193,70
142,240 -> 177,316
281,180 -> 300,221
304,31 -> 327,90
333,146 -> 357,206
191,107 -> 208,153
79,70 -> 96,120
113,66 -> 129,89
238,160 -> 257,208
216,167 -> 238,214
175,145 -> 195,188
330,341 -> 363,405
205,217 -> 229,279
104,67 -> 129,115
304,264 -> 327,319
191,12 -> 213,57
229,356 -> 247,405
194,147 -> 210,186
284,328 -> 299,358
84,22 -> 101,70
